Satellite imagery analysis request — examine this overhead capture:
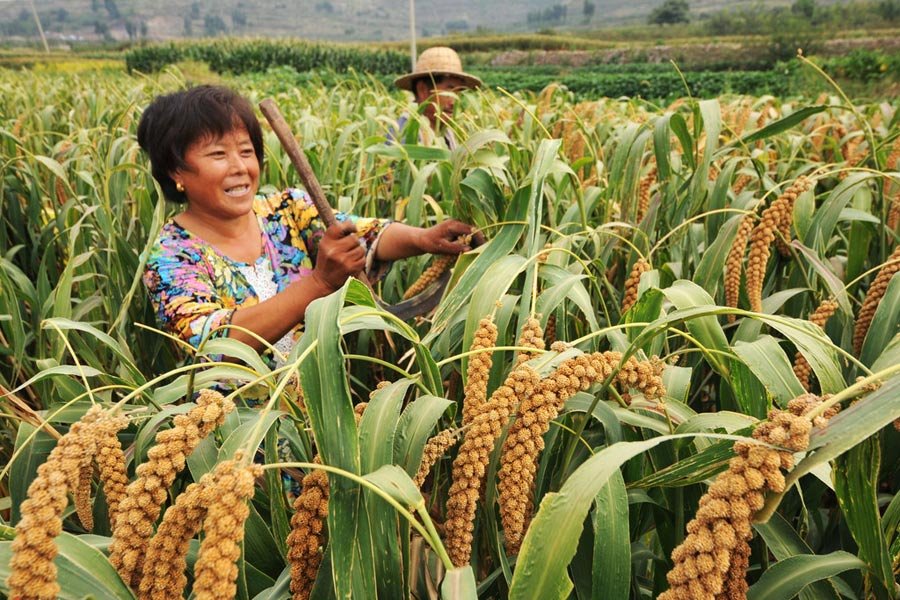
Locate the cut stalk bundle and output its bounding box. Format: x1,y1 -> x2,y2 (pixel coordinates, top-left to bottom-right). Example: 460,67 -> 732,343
659,395 -> 839,600
792,299 -> 839,391
110,389 -> 235,589
852,245 -> 900,355
746,176 -> 813,313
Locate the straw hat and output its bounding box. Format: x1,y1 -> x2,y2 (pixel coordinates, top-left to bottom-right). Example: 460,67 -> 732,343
394,46 -> 482,91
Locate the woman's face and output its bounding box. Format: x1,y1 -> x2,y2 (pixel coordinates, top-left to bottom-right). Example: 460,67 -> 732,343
172,126 -> 260,220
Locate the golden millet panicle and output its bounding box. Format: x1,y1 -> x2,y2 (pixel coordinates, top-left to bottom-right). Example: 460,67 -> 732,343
792,299 -> 839,391
192,460 -> 261,600
498,352 -> 622,554
887,192 -> 900,232
403,254 -> 455,300
70,406 -> 105,532
614,354 -> 667,402
414,428 -> 459,488
137,464 -> 227,600
8,407 -> 102,600
732,174 -> 753,195
463,317 -> 498,426
445,366 -> 541,567
545,314 -> 557,345
746,176 -> 812,313
659,395 -> 835,600
853,245 -> 900,355
94,411 -> 130,526
637,166 -> 657,222
288,463 -> 330,600
110,389 -> 235,589
514,316 -> 545,368
622,258 -> 651,314
725,215 -> 755,323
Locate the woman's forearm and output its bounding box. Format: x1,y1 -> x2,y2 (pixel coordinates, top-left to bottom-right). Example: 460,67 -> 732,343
226,274 -> 333,352
374,223 -> 425,261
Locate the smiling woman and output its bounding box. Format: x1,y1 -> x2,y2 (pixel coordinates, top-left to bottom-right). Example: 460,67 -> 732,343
137,85 -> 480,367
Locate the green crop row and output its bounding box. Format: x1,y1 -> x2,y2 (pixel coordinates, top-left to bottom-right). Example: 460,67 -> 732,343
124,38 -> 408,75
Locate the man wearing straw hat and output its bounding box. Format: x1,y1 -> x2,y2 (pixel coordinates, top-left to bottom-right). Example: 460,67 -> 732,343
393,46 -> 482,150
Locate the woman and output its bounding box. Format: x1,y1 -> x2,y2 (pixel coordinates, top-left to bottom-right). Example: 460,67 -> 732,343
139,85 -> 479,365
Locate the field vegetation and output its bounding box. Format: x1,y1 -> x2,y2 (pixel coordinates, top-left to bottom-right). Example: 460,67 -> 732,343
0,39 -> 898,600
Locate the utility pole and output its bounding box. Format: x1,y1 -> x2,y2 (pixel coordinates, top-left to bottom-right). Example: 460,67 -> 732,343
408,0 -> 416,70
27,0 -> 50,53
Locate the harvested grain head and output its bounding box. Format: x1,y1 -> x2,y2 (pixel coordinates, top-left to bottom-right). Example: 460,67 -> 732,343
463,316 -> 498,426
110,389 -> 234,589
288,461 -> 330,600
622,258 -> 651,314
192,459 -> 261,600
8,405 -> 104,600
853,245 -> 900,355
445,366 -> 540,567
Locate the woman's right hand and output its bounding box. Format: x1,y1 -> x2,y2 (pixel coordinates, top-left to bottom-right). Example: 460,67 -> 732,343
310,221 -> 366,293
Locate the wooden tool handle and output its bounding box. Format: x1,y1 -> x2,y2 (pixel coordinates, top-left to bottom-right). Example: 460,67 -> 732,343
259,98 -> 371,287
259,98 -> 337,227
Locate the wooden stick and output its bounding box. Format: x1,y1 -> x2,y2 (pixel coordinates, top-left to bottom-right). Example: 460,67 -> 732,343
259,98 -> 371,286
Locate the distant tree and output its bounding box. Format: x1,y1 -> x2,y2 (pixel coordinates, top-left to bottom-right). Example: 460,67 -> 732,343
791,0 -> 815,19
232,8 -> 247,27
139,20 -> 148,37
190,2 -> 201,19
104,0 -> 120,19
648,0 -> 690,25
94,20 -> 112,40
203,14 -> 228,36
584,1 -> 596,19
91,0 -> 100,12
315,1 -> 335,13
877,0 -> 900,20
183,15 -> 193,35
125,20 -> 135,39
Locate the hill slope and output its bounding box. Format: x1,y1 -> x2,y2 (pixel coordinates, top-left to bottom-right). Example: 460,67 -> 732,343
1,0 -> 808,43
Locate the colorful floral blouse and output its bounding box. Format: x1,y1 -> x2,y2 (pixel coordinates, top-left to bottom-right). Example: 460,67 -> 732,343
143,188 -> 389,360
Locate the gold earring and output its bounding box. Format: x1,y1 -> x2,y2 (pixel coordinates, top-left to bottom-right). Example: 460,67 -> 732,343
176,182 -> 184,192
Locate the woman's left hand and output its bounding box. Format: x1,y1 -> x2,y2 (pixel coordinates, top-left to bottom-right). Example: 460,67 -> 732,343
418,220 -> 485,255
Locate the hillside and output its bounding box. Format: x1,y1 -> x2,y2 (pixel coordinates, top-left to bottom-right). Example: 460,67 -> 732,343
1,0 -> 813,43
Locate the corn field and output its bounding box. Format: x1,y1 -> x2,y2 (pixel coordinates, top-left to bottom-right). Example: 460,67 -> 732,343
0,62 -> 898,600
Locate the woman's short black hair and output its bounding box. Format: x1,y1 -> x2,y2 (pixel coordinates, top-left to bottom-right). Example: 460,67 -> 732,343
137,85 -> 264,203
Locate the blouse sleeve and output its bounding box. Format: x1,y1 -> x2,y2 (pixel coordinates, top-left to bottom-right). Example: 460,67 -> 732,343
143,236 -> 236,350
277,188 -> 393,281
